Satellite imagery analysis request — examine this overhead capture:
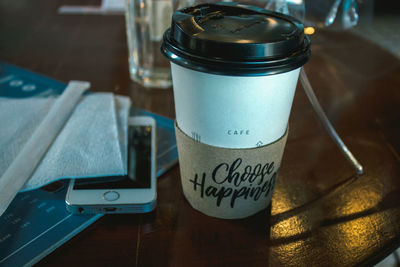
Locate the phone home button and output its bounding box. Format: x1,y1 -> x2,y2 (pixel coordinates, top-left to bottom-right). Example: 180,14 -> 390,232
103,191 -> 120,201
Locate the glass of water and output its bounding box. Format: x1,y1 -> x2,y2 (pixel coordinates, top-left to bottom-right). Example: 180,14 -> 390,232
125,0 -> 174,88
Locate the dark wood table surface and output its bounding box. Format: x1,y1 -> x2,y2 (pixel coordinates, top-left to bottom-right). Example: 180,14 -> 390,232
1,0 -> 400,266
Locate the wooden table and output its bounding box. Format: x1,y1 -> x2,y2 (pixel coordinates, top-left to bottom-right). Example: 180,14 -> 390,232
1,0 -> 400,266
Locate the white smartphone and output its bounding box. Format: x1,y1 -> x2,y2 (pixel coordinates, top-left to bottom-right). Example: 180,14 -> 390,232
65,116 -> 156,214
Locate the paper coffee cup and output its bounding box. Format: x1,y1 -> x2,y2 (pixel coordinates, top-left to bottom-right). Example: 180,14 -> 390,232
162,3 -> 310,218
175,122 -> 288,219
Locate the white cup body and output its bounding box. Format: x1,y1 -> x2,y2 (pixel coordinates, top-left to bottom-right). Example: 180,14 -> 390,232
171,63 -> 300,148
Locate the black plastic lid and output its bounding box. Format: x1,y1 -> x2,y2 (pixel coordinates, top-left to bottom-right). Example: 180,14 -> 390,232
161,2 -> 310,76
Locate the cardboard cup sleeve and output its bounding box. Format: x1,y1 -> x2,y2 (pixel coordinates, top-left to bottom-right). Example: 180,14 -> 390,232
175,122 -> 288,219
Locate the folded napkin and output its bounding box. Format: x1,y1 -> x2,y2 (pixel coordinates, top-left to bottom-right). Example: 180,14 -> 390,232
0,93 -> 130,192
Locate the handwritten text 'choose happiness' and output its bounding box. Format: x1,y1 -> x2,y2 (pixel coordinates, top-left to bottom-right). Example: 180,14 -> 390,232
189,158 -> 277,208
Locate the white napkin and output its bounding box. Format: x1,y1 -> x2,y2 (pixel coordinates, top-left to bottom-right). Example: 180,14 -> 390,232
0,93 -> 130,192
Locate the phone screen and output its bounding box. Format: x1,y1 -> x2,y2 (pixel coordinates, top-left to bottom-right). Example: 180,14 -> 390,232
73,125 -> 152,189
